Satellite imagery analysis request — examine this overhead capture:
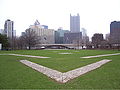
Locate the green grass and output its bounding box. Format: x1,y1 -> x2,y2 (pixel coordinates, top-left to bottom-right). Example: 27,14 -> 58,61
0,50 -> 120,89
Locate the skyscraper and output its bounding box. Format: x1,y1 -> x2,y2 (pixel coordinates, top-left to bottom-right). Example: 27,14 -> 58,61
55,28 -> 69,44
4,19 -> 14,38
65,13 -> 82,44
110,21 -> 120,44
81,28 -> 87,37
64,32 -> 82,44
29,20 -> 55,44
70,13 -> 80,32
81,28 -> 89,45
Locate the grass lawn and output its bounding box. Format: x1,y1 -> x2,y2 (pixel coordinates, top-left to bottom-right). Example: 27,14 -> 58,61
0,50 -> 120,89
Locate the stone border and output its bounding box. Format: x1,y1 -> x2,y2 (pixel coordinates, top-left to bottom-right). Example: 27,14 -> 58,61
81,53 -> 120,58
0,54 -> 50,58
20,59 -> 111,83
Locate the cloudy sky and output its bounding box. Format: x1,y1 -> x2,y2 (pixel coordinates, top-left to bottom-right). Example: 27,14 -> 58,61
0,0 -> 120,38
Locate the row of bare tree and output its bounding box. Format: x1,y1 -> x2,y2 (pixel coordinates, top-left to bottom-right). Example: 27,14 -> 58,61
0,28 -> 39,50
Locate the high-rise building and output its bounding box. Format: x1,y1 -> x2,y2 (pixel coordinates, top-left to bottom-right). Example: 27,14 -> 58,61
64,32 -> 82,44
55,28 -> 69,44
105,33 -> 110,41
110,21 -> 120,44
29,20 -> 55,44
57,28 -> 69,37
81,28 -> 87,37
65,14 -> 82,44
70,13 -> 80,32
81,28 -> 89,45
4,19 -> 14,38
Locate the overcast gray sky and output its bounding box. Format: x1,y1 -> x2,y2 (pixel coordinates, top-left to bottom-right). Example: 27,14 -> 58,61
0,0 -> 120,38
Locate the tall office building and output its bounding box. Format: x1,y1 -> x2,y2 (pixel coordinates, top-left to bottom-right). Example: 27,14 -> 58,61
55,28 -> 69,44
70,13 -> 80,32
4,19 -> 14,38
65,13 -> 82,44
81,28 -> 87,37
81,28 -> 89,45
29,20 -> 55,44
64,32 -> 82,44
110,21 -> 120,44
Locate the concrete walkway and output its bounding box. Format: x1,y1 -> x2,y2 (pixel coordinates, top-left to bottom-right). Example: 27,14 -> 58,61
0,54 -> 50,58
81,53 -> 120,58
20,59 -> 111,83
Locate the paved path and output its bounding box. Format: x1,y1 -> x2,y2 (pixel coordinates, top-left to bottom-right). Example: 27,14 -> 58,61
81,53 -> 120,58
20,59 -> 111,83
0,54 -> 50,58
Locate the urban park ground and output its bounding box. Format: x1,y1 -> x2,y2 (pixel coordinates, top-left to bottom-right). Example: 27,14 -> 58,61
0,49 -> 120,89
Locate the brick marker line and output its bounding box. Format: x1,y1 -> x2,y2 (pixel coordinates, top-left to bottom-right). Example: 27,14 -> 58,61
0,54 -> 50,58
20,60 -> 63,83
20,59 -> 111,83
81,53 -> 120,58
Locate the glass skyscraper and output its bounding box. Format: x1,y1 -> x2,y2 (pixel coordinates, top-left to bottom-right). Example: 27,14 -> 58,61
110,21 -> 120,44
70,13 -> 80,32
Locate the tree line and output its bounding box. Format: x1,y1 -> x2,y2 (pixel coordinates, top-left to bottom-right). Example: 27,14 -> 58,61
0,28 -> 38,50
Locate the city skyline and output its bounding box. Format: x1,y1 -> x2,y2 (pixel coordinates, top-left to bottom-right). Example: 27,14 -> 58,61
0,0 -> 120,38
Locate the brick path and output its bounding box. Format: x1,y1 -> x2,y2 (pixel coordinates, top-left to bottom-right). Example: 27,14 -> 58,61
81,53 -> 120,58
0,54 -> 50,58
20,59 -> 111,83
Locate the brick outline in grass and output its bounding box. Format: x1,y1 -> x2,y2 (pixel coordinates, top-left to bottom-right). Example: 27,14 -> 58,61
81,53 -> 120,58
20,59 -> 111,83
59,53 -> 72,54
0,54 -> 50,58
